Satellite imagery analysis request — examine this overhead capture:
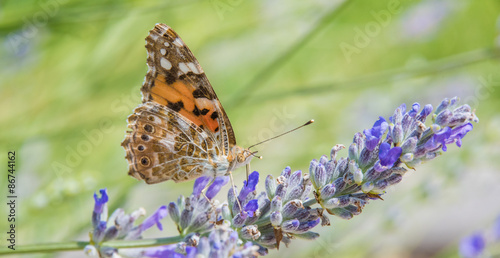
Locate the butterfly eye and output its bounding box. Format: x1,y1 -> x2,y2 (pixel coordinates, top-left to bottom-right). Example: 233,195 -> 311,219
141,134 -> 150,141
137,145 -> 145,151
237,153 -> 244,163
144,124 -> 155,133
140,156 -> 151,166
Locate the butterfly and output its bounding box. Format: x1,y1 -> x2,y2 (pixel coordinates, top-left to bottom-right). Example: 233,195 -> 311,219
121,23 -> 254,184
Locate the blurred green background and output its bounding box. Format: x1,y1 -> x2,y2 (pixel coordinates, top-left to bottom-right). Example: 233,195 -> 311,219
1,0 -> 500,257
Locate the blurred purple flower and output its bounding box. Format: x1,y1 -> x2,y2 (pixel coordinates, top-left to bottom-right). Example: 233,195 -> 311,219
400,0 -> 454,41
459,233 -> 485,258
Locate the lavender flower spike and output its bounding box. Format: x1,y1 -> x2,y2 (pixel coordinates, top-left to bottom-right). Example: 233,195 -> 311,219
85,189 -> 169,258
84,97 -> 478,257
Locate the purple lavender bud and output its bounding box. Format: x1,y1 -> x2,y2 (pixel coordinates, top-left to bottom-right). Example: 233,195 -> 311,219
446,113 -> 469,128
450,96 -> 459,106
188,212 -> 210,231
192,176 -> 211,197
221,204 -> 231,221
258,233 -> 276,246
275,184 -> 286,200
102,226 -> 118,242
408,103 -> 420,118
257,192 -> 271,215
329,208 -> 353,219
294,208 -> 312,221
353,132 -> 365,153
364,167 -> 381,181
386,174 -> 403,185
401,113 -> 415,136
206,176 -> 229,199
320,184 -> 336,200
324,160 -> 336,183
417,104 -> 433,122
330,144 -> 345,161
401,136 -> 417,153
287,170 -> 303,190
391,103 -> 405,123
293,218 -> 321,234
401,153 -> 414,163
281,166 -> 292,178
435,109 -> 452,127
93,221 -> 107,242
232,212 -> 246,228
435,98 -> 450,114
333,177 -> 346,193
323,198 -> 340,209
270,211 -> 282,226
454,104 -> 471,114
337,195 -> 351,207
353,168 -> 363,185
167,202 -> 180,225
334,158 -> 348,178
349,143 -> 359,161
300,183 -> 313,201
374,179 -> 388,190
361,182 -> 374,193
311,162 -> 326,189
240,225 -> 260,241
281,200 -> 302,218
319,155 -> 328,165
282,219 -> 300,232
392,123 -> 404,145
271,196 -> 282,212
265,175 -> 276,199
285,187 -> 304,204
358,146 -> 379,169
459,233 -> 485,258
180,207 -> 193,230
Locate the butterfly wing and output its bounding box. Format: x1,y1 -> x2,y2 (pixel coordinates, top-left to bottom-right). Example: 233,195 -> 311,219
122,24 -> 238,184
142,23 -> 236,154
122,102 -> 229,183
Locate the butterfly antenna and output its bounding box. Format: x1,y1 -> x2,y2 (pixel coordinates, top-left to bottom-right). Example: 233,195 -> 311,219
247,119 -> 314,150
250,151 -> 262,159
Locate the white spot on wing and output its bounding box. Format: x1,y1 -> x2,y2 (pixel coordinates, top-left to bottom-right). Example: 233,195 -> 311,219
187,62 -> 202,74
160,49 -> 167,55
160,57 -> 172,70
177,62 -> 203,75
178,62 -> 189,74
149,33 -> 159,41
173,38 -> 184,47
163,42 -> 170,47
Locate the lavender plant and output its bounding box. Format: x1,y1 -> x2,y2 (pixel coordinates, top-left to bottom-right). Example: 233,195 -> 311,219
86,97 -> 478,257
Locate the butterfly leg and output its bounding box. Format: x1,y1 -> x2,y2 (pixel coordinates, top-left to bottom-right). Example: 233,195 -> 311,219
228,171 -> 243,212
201,177 -> 216,204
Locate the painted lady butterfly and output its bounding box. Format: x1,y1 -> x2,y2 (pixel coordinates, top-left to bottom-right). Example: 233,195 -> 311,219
121,24 -> 254,184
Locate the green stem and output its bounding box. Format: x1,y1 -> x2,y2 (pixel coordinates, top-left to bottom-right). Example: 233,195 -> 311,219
0,236 -> 183,255
227,0 -> 355,108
